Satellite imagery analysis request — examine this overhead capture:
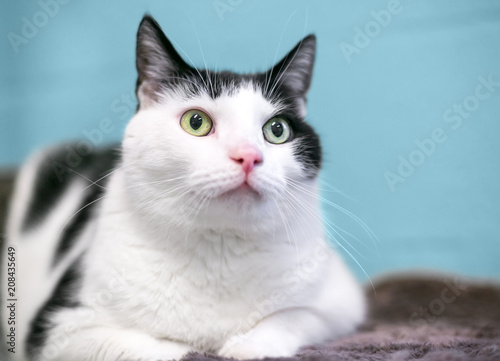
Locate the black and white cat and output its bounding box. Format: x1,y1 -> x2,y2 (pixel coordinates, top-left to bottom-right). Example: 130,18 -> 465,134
2,15 -> 364,361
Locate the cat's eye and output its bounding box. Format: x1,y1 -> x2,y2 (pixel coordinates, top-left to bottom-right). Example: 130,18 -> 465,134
180,109 -> 213,136
262,118 -> 291,144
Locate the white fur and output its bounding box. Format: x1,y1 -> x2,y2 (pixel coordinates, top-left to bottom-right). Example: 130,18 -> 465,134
4,83 -> 364,361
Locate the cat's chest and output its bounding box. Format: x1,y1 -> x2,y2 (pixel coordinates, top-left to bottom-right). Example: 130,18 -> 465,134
85,229 -> 296,350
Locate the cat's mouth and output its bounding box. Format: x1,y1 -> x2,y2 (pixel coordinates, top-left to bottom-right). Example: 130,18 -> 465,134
219,181 -> 261,200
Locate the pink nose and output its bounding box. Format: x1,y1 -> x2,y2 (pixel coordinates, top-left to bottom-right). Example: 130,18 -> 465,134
230,145 -> 263,175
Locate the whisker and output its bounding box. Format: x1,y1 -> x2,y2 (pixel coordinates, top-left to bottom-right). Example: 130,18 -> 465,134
185,13 -> 215,98
82,159 -> 139,192
128,183 -> 191,219
282,178 -> 376,289
284,179 -> 368,249
283,187 -> 367,258
122,175 -> 186,191
67,168 -> 108,190
264,9 -> 299,95
267,11 -> 310,100
285,178 -> 380,248
168,37 -> 210,93
271,195 -> 298,257
56,194 -> 109,241
286,186 -> 374,288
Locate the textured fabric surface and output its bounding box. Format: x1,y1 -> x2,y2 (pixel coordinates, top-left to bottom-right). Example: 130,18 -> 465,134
0,173 -> 499,360
185,276 -> 500,360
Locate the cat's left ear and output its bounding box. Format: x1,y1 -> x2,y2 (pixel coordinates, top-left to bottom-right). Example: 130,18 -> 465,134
266,34 -> 316,99
135,15 -> 191,106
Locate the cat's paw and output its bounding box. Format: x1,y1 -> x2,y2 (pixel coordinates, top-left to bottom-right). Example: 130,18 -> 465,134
218,334 -> 296,360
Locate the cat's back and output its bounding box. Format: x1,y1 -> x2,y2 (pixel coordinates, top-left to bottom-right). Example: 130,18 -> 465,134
1,143 -> 120,359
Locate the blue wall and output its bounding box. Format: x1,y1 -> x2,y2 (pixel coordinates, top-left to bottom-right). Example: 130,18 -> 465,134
2,0 -> 500,281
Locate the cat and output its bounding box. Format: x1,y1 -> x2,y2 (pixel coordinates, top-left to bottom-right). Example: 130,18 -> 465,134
1,14 -> 365,361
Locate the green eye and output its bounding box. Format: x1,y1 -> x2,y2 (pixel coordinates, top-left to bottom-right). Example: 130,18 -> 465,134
180,109 -> 213,136
262,118 -> 291,144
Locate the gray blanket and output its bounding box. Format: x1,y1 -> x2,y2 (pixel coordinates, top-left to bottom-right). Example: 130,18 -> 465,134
186,275 -> 500,360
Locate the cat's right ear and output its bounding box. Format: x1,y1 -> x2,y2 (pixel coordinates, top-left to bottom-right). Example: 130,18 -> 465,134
136,15 -> 190,106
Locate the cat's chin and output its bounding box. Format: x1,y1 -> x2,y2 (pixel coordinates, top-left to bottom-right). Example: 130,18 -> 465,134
218,182 -> 262,201
197,182 -> 272,228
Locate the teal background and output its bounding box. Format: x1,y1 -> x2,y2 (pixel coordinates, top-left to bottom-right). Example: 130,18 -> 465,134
1,0 -> 500,281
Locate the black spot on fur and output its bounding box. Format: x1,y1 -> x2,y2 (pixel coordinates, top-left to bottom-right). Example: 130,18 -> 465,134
22,145 -> 121,232
22,149 -> 78,232
53,185 -> 105,267
26,257 -> 82,359
52,146 -> 120,267
289,117 -> 322,176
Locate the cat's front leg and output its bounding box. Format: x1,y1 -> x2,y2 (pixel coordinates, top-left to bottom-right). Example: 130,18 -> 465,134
218,308 -> 332,360
36,324 -> 192,361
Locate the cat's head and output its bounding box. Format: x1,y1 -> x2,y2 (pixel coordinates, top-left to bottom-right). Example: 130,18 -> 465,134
122,15 -> 322,233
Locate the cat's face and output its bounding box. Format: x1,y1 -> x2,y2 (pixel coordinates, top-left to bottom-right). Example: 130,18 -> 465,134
122,16 -> 321,232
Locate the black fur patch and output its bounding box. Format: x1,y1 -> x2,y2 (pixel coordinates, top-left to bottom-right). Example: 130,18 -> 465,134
274,108 -> 322,176
53,184 -> 105,267
22,144 -> 121,232
26,257 -> 82,359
